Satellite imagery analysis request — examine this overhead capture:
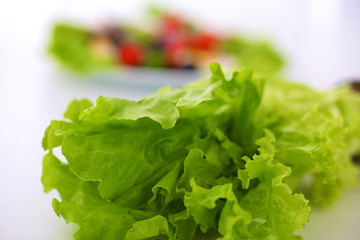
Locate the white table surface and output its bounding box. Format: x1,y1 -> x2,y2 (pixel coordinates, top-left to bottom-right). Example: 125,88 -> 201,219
0,1 -> 359,239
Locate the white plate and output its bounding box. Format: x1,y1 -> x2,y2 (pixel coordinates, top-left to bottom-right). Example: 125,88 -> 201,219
90,66 -> 205,88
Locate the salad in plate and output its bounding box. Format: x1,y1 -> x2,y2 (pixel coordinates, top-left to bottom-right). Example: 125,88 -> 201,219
47,9 -> 284,76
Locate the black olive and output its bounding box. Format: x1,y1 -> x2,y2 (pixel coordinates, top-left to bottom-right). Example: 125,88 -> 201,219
182,65 -> 196,70
352,154 -> 360,166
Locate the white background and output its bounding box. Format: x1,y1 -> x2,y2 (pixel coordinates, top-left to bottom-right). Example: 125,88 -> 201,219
0,0 -> 360,239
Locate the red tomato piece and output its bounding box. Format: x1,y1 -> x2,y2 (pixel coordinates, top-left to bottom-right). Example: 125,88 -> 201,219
117,42 -> 145,66
191,33 -> 219,50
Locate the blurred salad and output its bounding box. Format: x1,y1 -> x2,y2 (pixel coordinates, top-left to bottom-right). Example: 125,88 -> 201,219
48,10 -> 284,74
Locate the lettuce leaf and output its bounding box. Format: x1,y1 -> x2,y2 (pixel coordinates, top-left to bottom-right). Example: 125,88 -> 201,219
42,63 -> 360,239
224,37 -> 284,74
48,23 -> 115,73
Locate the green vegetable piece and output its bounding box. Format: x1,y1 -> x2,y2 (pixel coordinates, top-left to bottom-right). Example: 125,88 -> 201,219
64,99 -> 94,122
42,152 -> 154,240
124,215 -> 173,240
238,130 -> 311,240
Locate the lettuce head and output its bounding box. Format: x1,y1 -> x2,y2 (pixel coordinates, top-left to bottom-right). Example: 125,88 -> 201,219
42,63 -> 360,240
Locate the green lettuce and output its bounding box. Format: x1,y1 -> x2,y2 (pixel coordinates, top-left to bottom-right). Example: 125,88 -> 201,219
42,63 -> 360,239
224,37 -> 284,74
48,23 -> 115,73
